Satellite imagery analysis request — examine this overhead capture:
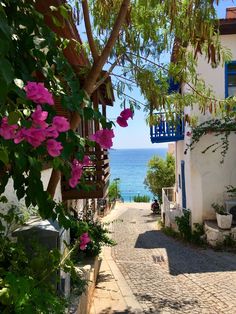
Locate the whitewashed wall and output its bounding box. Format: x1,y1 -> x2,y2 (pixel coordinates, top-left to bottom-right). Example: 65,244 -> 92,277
3,168 -> 62,206
176,33 -> 236,225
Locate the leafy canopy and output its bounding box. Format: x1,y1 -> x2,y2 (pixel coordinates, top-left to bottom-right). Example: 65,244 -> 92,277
82,0 -> 233,116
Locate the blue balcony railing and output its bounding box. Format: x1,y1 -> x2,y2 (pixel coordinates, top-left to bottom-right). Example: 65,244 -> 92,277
150,113 -> 185,143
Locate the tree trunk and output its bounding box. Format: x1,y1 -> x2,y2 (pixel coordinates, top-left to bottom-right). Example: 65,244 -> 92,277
47,0 -> 130,199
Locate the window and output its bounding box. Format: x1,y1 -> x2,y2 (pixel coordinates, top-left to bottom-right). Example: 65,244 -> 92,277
178,174 -> 181,189
225,61 -> 236,98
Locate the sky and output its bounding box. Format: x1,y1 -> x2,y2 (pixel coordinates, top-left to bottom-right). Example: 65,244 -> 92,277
79,0 -> 236,149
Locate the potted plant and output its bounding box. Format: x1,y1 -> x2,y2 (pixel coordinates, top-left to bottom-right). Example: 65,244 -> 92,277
212,203 -> 232,229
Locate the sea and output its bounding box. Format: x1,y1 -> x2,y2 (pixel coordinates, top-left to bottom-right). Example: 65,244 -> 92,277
109,148 -> 167,202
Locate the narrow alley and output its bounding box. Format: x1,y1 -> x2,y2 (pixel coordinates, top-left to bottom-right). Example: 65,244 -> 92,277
91,203 -> 236,314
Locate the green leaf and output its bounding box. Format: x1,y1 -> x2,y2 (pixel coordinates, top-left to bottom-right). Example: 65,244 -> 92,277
52,157 -> 63,170
0,78 -> 8,102
8,111 -> 21,125
61,142 -> 75,159
0,8 -> 10,38
105,121 -> 114,129
0,173 -> 9,194
0,58 -> 14,86
58,213 -> 71,229
0,148 -> 9,165
59,5 -> 70,20
0,195 -> 8,203
0,38 -> 9,56
16,185 -> 25,200
83,107 -> 94,120
0,287 -> 11,305
51,15 -> 63,28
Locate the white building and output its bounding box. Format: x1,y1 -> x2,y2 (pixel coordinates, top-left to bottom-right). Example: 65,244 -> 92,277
151,8 -> 236,228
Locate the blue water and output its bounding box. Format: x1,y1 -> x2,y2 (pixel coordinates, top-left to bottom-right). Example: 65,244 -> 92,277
109,148 -> 167,202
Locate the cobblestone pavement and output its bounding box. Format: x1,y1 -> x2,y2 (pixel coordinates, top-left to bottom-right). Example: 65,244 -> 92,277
110,204 -> 236,314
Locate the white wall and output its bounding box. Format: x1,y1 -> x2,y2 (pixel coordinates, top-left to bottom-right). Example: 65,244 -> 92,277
176,33 -> 236,225
189,133 -> 236,223
41,168 -> 62,202
2,168 -> 62,210
196,34 -> 236,99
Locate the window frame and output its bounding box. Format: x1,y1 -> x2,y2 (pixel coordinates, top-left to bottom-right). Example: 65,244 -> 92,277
225,61 -> 236,98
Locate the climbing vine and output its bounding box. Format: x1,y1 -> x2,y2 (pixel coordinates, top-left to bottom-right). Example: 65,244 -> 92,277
185,117 -> 236,163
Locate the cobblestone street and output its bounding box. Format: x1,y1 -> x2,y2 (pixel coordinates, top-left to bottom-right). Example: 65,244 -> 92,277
110,204 -> 236,314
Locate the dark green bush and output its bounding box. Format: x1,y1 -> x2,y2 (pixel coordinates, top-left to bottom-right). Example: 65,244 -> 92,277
191,223 -> 205,245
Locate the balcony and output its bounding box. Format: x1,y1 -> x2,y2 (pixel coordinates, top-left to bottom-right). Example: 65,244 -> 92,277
150,113 -> 185,143
61,149 -> 110,200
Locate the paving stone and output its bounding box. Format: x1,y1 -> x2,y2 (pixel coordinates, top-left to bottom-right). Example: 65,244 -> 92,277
109,205 -> 236,313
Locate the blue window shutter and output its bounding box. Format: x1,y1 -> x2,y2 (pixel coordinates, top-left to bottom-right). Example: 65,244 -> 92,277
225,61 -> 236,98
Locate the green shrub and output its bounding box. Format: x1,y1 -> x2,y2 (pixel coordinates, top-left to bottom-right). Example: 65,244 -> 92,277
162,226 -> 179,238
70,219 -> 116,260
223,235 -> 236,248
133,195 -> 150,202
175,211 -> 192,240
0,208 -> 69,313
108,180 -> 121,201
191,223 -> 205,245
175,212 -> 205,245
211,202 -> 227,215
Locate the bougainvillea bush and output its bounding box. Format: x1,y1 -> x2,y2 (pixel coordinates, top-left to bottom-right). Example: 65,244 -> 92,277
0,1 -> 112,221
0,1 -> 118,311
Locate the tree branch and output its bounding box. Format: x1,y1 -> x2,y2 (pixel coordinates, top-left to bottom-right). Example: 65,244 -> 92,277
47,169 -> 61,196
82,0 -> 99,61
94,56 -> 123,91
70,0 -> 130,130
113,85 -> 146,107
83,0 -> 130,95
111,72 -> 136,85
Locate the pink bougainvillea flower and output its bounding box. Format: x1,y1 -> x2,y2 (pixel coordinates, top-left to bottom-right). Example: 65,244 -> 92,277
89,129 -> 114,149
31,105 -> 48,128
79,232 -> 91,250
14,129 -> 26,144
68,156 -> 92,188
71,159 -> 83,177
0,117 -> 18,140
69,159 -> 83,188
46,139 -> 63,157
25,82 -> 54,105
45,126 -> 59,139
116,116 -> 128,127
82,155 -> 91,167
69,177 -> 79,189
24,127 -> 46,147
120,108 -> 133,120
52,116 -> 70,133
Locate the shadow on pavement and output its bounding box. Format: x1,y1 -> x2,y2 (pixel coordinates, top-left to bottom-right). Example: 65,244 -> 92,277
96,271 -> 114,283
134,293 -> 199,314
145,218 -> 160,223
98,307 -> 143,313
134,230 -> 236,275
